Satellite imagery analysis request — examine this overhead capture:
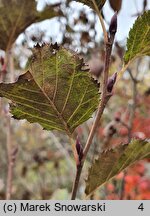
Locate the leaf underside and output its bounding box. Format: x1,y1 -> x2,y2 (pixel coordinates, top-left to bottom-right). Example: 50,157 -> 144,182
75,0 -> 106,10
124,10 -> 150,64
85,139 -> 150,196
0,44 -> 100,134
0,0 -> 62,51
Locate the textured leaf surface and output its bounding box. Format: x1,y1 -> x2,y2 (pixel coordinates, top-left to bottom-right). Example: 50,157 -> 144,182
0,0 -> 62,50
124,10 -> 150,64
85,139 -> 150,196
0,44 -> 99,134
75,0 -> 106,10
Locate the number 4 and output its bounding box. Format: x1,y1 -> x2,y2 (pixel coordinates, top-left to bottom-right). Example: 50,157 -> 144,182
138,203 -> 144,211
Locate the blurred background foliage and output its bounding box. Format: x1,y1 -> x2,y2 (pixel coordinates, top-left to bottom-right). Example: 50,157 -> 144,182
0,0 -> 150,199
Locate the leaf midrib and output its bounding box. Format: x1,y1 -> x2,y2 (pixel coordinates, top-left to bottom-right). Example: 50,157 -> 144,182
30,50 -> 72,135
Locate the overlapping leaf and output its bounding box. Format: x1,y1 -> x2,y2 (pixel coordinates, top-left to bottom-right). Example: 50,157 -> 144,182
0,44 -> 100,134
0,0 -> 62,51
124,10 -> 150,64
75,0 -> 106,10
85,139 -> 150,196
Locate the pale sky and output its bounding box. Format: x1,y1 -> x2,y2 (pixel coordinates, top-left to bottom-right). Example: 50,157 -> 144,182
17,0 -> 150,46
103,0 -> 150,41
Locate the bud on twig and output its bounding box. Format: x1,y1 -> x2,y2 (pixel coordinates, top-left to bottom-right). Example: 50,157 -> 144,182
75,136 -> 83,166
109,12 -> 118,36
107,72 -> 117,93
143,0 -> 147,11
11,146 -> 18,163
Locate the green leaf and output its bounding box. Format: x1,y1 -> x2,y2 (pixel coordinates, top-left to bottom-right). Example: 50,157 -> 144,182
74,0 -> 106,10
124,10 -> 150,65
0,44 -> 99,135
85,139 -> 150,196
0,0 -> 62,51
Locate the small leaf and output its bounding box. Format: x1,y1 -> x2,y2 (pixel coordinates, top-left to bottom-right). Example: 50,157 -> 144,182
75,0 -> 106,10
85,139 -> 150,196
0,0 -> 62,51
0,44 -> 99,135
124,10 -> 150,65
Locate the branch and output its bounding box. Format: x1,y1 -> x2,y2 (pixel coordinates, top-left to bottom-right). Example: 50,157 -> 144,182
71,13 -> 117,199
6,115 -> 12,200
83,44 -> 113,160
6,115 -> 18,200
5,49 -> 17,200
92,0 -> 108,44
71,164 -> 83,200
